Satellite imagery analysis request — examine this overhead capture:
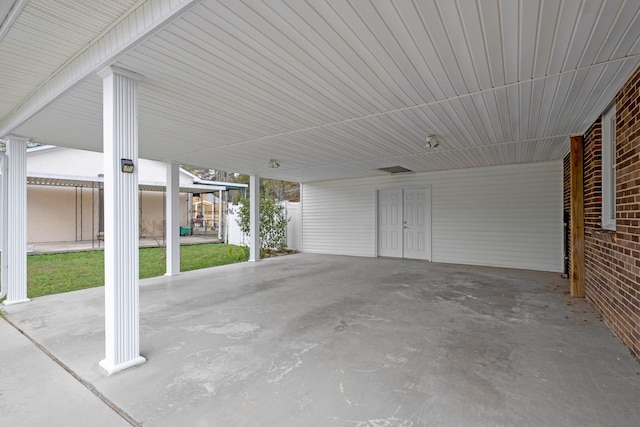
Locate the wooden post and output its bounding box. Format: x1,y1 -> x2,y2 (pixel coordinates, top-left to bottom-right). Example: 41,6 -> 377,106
570,135 -> 585,297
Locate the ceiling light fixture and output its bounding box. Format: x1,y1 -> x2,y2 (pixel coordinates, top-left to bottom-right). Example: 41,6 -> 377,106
269,159 -> 280,168
425,135 -> 440,149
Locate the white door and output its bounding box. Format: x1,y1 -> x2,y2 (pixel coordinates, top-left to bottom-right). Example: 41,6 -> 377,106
377,188 -> 431,260
403,188 -> 431,260
377,189 -> 403,257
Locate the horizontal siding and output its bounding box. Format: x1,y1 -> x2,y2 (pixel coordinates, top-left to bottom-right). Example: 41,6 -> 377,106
303,181 -> 376,257
302,161 -> 563,272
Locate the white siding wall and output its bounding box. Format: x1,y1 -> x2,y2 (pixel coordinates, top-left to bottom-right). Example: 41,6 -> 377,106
284,201 -> 302,251
302,161 -> 563,272
304,182 -> 376,257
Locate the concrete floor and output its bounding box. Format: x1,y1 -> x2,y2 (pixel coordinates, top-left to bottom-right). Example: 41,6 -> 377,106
4,254 -> 640,426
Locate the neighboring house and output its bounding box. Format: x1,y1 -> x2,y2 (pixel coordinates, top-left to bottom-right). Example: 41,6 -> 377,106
25,146 -> 245,243
562,67 -> 640,361
192,193 -> 226,230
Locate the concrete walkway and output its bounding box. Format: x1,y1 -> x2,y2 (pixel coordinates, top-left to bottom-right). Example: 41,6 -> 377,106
0,318 -> 130,426
29,235 -> 221,254
3,254 -> 640,426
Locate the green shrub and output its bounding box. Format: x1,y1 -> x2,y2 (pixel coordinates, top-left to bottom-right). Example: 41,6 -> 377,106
236,198 -> 288,252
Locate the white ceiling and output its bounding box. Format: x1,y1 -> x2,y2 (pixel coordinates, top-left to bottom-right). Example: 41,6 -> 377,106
2,0 -> 640,182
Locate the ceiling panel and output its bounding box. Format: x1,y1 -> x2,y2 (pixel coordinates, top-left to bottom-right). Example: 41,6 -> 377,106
578,0 -> 625,68
4,0 -> 640,183
0,0 -> 138,119
499,0 -> 520,84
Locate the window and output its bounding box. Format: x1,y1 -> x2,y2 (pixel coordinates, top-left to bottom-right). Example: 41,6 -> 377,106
601,103 -> 616,230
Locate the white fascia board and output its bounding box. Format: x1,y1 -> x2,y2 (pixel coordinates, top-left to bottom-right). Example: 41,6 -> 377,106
27,171 -> 102,183
141,181 -> 226,192
25,173 -> 226,192
0,0 -> 201,138
184,183 -> 227,192
194,179 -> 248,189
0,0 -> 27,43
179,168 -> 200,181
26,145 -> 60,154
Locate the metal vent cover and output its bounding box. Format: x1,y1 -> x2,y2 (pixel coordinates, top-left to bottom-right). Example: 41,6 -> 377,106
378,166 -> 413,174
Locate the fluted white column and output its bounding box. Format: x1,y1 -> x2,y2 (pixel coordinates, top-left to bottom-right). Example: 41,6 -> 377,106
98,66 -> 145,374
165,162 -> 180,276
217,189 -> 223,240
4,137 -> 29,305
0,153 -> 7,300
249,174 -> 260,262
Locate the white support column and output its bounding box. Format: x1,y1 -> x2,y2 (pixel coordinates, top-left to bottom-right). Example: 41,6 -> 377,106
0,153 -> 9,300
98,66 -> 145,374
218,189 -> 223,240
165,162 -> 180,276
249,174 -> 260,262
4,136 -> 29,305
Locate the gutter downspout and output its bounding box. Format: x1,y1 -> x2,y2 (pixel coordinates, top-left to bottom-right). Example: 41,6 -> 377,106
0,152 -> 8,300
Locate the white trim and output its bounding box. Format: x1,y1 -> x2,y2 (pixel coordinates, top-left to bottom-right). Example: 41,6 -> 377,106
0,0 -> 200,137
299,183 -> 304,253
165,162 -> 180,276
181,169 -> 200,181
249,174 -> 260,262
101,68 -> 144,372
0,0 -> 28,42
218,189 -> 223,240
373,188 -> 378,257
0,153 -> 7,300
99,356 -> 146,375
4,137 -> 30,305
194,179 -> 248,189
601,103 -> 616,231
26,145 -> 61,154
25,172 -> 226,192
97,65 -> 144,81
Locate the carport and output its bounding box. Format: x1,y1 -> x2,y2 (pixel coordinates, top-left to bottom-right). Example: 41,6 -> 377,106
1,0 -> 640,424
4,254 -> 640,426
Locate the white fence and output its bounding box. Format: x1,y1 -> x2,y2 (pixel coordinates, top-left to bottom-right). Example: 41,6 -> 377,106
226,201 -> 301,251
225,204 -> 249,247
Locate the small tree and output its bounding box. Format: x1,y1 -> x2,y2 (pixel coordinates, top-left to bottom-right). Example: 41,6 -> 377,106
236,198 -> 288,253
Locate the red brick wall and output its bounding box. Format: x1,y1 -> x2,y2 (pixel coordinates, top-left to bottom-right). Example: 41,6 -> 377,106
576,66 -> 640,360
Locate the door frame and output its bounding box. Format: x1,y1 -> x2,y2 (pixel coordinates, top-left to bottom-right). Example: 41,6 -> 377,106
375,185 -> 432,261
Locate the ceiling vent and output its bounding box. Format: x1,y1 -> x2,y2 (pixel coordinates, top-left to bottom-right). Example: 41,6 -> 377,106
378,166 -> 413,174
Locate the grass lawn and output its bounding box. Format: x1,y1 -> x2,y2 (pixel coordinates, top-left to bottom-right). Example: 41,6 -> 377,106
24,243 -> 247,299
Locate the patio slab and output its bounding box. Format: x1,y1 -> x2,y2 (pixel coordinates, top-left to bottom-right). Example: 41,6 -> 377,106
0,318 -> 130,426
4,254 -> 640,426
